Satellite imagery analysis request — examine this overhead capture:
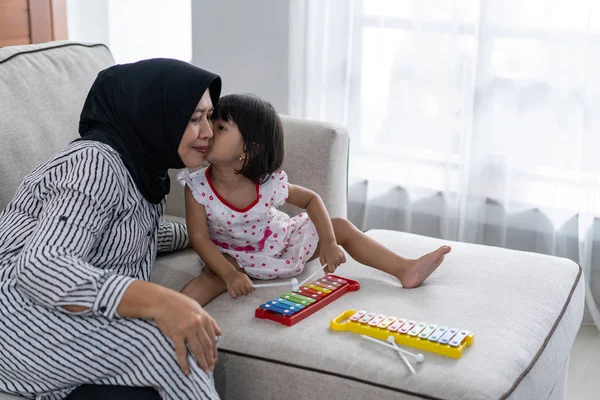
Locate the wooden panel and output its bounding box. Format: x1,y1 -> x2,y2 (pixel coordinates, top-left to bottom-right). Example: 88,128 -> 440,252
0,36 -> 30,47
28,0 -> 52,43
0,0 -> 31,44
50,0 -> 67,40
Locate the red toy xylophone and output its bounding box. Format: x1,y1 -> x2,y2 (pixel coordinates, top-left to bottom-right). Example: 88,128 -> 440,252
255,274 -> 360,326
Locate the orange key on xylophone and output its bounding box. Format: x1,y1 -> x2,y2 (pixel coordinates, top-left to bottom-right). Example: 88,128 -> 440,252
299,286 -> 325,296
306,283 -> 332,294
295,287 -> 326,301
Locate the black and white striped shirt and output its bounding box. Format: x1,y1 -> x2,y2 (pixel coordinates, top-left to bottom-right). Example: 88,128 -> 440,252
0,141 -> 218,399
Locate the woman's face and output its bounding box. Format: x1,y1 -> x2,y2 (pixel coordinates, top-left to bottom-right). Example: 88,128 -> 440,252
178,89 -> 214,168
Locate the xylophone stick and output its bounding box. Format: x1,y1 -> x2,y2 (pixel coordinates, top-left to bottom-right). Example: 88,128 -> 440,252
360,335 -> 422,375
396,348 -> 416,375
253,277 -> 299,291
386,336 -> 425,363
361,335 -> 416,375
360,334 -> 420,360
298,265 -> 327,287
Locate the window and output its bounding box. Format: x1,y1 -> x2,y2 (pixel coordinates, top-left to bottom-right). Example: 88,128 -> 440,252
349,0 -> 600,214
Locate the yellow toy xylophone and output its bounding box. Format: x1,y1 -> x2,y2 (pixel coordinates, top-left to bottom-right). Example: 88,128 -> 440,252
330,310 -> 474,359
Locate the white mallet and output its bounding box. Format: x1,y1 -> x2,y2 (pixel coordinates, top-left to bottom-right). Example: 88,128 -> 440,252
253,277 -> 300,291
253,264 -> 329,292
386,336 -> 425,363
298,265 -> 328,287
360,335 -> 424,375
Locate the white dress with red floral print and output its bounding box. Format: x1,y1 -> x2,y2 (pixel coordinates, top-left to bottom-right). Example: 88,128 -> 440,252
177,167 -> 319,279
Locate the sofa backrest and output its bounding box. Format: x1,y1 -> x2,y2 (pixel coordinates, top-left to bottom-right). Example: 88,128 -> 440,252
165,114 -> 349,219
1,41 -> 349,218
0,41 -> 115,209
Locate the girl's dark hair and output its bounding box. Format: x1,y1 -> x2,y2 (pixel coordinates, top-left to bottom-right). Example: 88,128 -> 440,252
212,93 -> 284,184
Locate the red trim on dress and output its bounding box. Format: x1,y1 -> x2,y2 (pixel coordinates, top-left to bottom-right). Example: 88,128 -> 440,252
205,166 -> 260,213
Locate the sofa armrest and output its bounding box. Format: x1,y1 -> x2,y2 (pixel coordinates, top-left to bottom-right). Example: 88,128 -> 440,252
165,115 -> 349,219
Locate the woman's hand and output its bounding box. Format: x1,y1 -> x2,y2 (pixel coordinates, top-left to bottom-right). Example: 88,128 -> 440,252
319,242 -> 346,274
224,270 -> 254,298
153,291 -> 222,375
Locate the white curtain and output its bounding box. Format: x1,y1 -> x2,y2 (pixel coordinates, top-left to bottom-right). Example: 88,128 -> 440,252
289,0 -> 600,328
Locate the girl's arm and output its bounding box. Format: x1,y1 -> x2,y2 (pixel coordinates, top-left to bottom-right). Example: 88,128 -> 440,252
184,186 -> 238,280
184,186 -> 254,298
287,183 -> 337,245
286,184 -> 346,272
286,184 -> 336,246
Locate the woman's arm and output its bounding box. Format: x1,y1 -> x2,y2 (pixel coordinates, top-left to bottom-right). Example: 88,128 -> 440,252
63,279 -> 172,318
15,149 -> 220,373
157,219 -> 189,253
14,148 -> 134,319
15,149 -> 189,320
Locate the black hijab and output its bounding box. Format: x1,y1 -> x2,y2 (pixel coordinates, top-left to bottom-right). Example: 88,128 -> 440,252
78,58 -> 221,204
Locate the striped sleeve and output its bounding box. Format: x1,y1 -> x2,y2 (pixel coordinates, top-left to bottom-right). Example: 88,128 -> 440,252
157,219 -> 190,253
14,148 -> 134,319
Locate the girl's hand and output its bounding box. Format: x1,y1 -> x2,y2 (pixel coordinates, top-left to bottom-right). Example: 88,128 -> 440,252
153,291 -> 222,375
319,242 -> 346,274
224,270 -> 255,298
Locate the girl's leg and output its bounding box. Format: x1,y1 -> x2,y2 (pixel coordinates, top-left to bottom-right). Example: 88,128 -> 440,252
314,217 -> 451,288
181,255 -> 240,306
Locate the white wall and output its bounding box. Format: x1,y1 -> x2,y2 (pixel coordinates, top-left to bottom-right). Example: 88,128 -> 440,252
66,0 -> 109,46
191,0 -> 291,114
66,0 -> 292,113
107,0 -> 191,64
66,0 -> 192,64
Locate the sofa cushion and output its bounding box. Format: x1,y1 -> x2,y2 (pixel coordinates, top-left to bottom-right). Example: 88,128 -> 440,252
0,41 -> 114,209
155,229 -> 583,399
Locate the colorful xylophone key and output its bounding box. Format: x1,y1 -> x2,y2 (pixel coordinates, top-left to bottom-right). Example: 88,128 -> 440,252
255,274 -> 360,326
330,310 -> 474,358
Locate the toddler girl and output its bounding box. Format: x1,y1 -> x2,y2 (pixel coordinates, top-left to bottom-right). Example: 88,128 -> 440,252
178,94 -> 451,305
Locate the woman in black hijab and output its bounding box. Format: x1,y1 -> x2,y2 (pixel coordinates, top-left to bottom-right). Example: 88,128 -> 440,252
0,59 -> 222,399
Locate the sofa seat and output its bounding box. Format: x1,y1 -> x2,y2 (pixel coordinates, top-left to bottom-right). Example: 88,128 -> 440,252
152,229 -> 583,400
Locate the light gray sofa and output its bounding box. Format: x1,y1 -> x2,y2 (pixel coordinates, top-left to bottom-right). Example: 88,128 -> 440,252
0,41 -> 584,400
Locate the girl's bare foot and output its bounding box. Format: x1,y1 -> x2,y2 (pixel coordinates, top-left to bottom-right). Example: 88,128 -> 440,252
181,268 -> 227,306
397,246 -> 451,288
